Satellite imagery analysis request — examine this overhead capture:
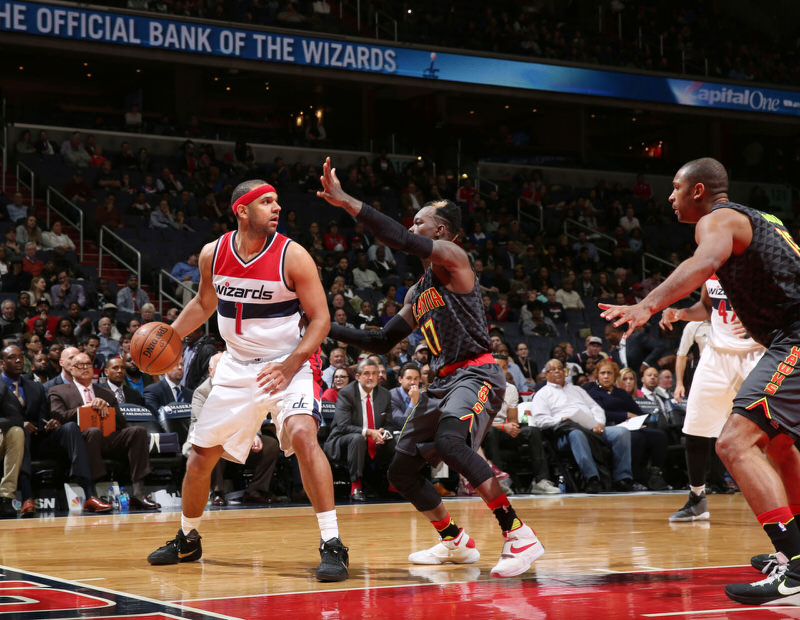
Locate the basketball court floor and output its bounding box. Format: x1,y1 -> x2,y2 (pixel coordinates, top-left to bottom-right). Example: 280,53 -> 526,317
1,491 -> 798,619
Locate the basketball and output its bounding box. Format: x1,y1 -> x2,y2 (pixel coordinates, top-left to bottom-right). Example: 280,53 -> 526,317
130,321 -> 182,375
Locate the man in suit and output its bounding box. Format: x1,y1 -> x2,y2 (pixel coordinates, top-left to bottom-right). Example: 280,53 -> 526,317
6,345 -> 111,515
49,352 -> 159,511
390,362 -> 421,430
43,346 -> 80,393
324,358 -> 395,501
181,326 -> 218,391
143,360 -> 193,416
102,357 -> 146,406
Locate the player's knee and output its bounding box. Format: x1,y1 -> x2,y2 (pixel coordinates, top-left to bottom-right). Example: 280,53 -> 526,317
387,456 -> 415,492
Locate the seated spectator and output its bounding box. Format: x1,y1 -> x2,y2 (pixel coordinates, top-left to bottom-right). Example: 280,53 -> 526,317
492,293 -> 512,322
543,288 -> 567,326
0,247 -> 10,280
323,221 -> 347,252
529,359 -> 634,493
321,366 -> 353,403
520,302 -> 557,338
0,299 -> 25,344
619,205 -> 641,233
573,335 -> 609,373
15,129 -> 35,156
117,274 -> 150,313
354,300 -> 380,331
35,130 -> 57,156
555,277 -> 584,310
7,192 -> 29,224
171,251 -> 200,305
321,346 -> 348,387
379,299 -> 399,327
17,216 -> 42,250
6,257 -> 32,293
95,160 -> 121,191
117,141 -> 138,169
3,227 -> 22,259
636,366 -> 684,446
96,316 -> 121,358
389,362 -> 421,429
41,221 -> 76,255
61,131 -> 90,168
123,351 -> 154,395
17,291 -> 35,320
323,359 -> 396,500
156,166 -> 182,195
52,317 -> 78,348
62,171 -> 94,203
94,194 -> 124,229
50,269 -> 86,310
21,242 -> 43,278
351,252 -> 382,290
66,302 -> 92,340
144,359 -> 190,415
0,347 -> 28,519
512,342 -> 538,391
483,354 -> 561,494
571,231 -> 600,263
149,199 -> 182,230
585,359 -> 669,490
124,103 -> 143,131
49,351 -> 159,510
348,221 -> 372,254
21,331 -> 42,372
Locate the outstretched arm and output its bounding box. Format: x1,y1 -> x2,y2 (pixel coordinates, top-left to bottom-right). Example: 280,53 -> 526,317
659,286 -> 713,331
330,307 -> 415,354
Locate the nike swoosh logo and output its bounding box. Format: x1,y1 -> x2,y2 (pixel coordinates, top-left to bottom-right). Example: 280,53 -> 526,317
778,581 -> 800,595
509,542 -> 538,554
178,551 -> 196,559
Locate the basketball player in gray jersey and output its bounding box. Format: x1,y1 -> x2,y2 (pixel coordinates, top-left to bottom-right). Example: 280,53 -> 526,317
600,157 -> 800,606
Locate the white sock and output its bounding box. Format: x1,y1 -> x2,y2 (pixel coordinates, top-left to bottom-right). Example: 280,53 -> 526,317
690,485 -> 706,497
316,509 -> 339,542
181,514 -> 202,536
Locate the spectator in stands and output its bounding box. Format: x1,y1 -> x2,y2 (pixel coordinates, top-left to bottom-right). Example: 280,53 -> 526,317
144,359 -> 190,416
574,335 -> 609,373
50,269 -> 86,311
0,299 -> 25,344
61,131 -> 90,168
512,342 -> 538,391
572,231 -> 599,264
94,194 -> 124,229
520,302 -> 557,338
42,345 -> 79,392
123,351 -> 153,395
17,216 -> 42,250
117,274 -> 150,313
95,160 -> 121,191
62,171 -> 94,203
3,228 -> 21,260
124,103 -> 143,131
351,252 -> 381,290
321,347 -> 348,387
7,192 -> 29,224
156,166 -> 182,194
93,278 -> 116,310
15,129 -> 35,155
632,174 -> 653,201
389,362 -> 421,430
619,205 -> 640,234
27,351 -> 53,384
50,351 -> 159,510
323,221 -> 347,252
555,277 -> 584,310
354,300 -> 380,331
585,359 -> 669,491
530,358 -> 634,493
149,198 -> 182,230
0,247 -> 9,279
96,316 -> 120,358
323,358 -> 395,501
129,191 -> 151,218
412,342 -> 429,368
484,353 -> 561,494
125,318 -> 142,337
41,221 -> 76,255
21,242 -> 43,278
164,306 -> 179,324
35,130 -> 57,156
180,325 -> 217,391
52,318 -> 78,348
17,291 -> 34,320
321,366 -> 353,403
42,343 -> 62,380
492,293 -> 512,322
102,356 -> 144,406
6,257 -> 31,293
637,367 -> 683,446
66,302 -> 92,340
577,268 -> 596,298
81,334 -> 105,382
543,287 -> 567,326
324,256 -> 353,290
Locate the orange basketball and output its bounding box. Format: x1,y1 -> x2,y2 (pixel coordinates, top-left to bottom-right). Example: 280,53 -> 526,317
130,321 -> 182,375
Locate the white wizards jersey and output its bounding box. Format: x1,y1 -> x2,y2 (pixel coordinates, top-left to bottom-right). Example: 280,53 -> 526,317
212,231 -> 302,361
705,276 -> 764,353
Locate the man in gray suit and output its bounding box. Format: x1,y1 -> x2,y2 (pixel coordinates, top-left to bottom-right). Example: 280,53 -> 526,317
324,358 -> 395,501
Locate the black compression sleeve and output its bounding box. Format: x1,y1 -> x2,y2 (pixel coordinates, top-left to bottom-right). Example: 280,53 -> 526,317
356,203 -> 433,259
329,314 -> 413,354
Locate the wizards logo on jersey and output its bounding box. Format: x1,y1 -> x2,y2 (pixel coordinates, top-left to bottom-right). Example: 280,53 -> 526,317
214,280 -> 274,300
412,287 -> 446,321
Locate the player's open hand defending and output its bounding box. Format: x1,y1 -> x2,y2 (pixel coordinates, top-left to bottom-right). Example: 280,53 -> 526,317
598,302 -> 654,338
317,157 -> 349,208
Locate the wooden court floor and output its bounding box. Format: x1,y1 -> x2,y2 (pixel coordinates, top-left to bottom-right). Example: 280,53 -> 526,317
1,491 -> 797,619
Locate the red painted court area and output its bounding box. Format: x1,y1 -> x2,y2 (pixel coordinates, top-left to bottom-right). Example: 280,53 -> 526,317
183,566 -> 800,619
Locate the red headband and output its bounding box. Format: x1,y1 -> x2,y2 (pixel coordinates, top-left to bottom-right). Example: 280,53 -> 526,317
231,183 -> 277,214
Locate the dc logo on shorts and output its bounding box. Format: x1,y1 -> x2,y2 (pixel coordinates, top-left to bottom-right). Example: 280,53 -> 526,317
290,397 -> 308,409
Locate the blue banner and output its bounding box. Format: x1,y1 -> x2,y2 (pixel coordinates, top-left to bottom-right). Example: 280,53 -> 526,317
2,1 -> 800,117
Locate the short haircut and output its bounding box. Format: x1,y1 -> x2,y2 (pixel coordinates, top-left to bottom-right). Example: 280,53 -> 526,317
679,157 -> 728,195
356,358 -> 379,374
425,199 -> 461,238
399,362 -> 420,378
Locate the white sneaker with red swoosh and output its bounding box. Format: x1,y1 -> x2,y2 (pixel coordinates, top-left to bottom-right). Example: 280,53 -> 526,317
491,523 -> 544,578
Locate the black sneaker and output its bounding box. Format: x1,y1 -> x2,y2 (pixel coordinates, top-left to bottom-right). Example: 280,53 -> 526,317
316,537 -> 349,582
751,552 -> 787,574
613,478 -> 634,493
147,529 -> 202,565
725,561 -> 800,605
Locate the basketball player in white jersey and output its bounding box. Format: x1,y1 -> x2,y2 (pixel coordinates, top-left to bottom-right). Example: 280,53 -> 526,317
660,276 -> 764,522
147,180 -> 349,582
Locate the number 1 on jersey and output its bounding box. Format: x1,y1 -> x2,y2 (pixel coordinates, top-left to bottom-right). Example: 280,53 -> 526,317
235,301 -> 243,334
420,318 -> 442,356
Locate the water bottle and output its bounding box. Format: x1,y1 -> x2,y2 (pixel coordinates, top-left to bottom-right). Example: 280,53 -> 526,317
119,487 -> 130,512
557,475 -> 566,493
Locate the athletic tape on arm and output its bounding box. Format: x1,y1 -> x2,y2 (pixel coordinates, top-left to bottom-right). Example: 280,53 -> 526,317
357,203 -> 433,259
